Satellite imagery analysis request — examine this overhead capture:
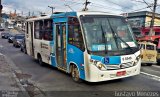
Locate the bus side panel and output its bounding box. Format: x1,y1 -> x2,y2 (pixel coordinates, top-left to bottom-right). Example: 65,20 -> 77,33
33,39 -> 42,59
26,22 -> 33,56
50,41 -> 57,67
67,44 -> 85,80
26,38 -> 32,56
40,41 -> 51,64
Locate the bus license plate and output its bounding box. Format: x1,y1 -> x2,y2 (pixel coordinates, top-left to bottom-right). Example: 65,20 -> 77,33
116,71 -> 126,76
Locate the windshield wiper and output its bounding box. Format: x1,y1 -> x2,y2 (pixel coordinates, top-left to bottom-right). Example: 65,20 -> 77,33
107,19 -> 132,51
100,25 -> 108,54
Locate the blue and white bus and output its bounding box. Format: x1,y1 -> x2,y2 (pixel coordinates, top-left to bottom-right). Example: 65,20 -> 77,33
26,11 -> 141,82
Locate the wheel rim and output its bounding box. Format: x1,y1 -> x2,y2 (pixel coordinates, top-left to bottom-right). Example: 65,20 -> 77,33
72,66 -> 79,81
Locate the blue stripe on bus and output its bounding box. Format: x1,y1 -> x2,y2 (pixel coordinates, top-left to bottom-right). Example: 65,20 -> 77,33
91,55 -> 121,65
50,41 -> 57,67
67,44 -> 85,80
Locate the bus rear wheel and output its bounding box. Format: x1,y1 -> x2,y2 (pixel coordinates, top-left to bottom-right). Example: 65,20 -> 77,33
71,65 -> 81,82
37,55 -> 43,66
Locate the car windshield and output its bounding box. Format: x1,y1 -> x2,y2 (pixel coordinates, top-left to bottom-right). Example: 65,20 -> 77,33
80,15 -> 137,54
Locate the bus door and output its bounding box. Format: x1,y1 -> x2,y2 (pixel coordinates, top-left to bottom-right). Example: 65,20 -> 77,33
26,22 -> 34,57
30,22 -> 34,57
55,23 -> 67,70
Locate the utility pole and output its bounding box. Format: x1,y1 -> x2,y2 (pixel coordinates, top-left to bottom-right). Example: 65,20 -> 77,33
21,11 -> 23,16
48,6 -> 55,14
28,11 -> 30,16
82,0 -> 91,11
0,0 -> 3,23
149,0 -> 158,36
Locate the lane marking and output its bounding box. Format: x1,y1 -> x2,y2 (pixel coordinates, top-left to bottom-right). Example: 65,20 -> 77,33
0,53 -> 3,55
0,45 -> 3,48
141,68 -> 160,73
141,72 -> 160,82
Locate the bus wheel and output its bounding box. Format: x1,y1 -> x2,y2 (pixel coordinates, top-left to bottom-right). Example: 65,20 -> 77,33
38,55 -> 43,66
71,65 -> 81,82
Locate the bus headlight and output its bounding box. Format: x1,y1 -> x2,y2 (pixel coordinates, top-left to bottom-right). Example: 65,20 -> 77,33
90,59 -> 106,70
96,62 -> 106,70
133,55 -> 141,66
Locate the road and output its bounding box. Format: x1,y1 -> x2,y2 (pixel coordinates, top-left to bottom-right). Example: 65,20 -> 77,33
0,31 -> 160,97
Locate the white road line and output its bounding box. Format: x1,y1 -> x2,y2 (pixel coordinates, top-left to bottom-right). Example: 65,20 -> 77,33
0,45 -> 3,48
141,72 -> 160,82
0,52 -> 3,56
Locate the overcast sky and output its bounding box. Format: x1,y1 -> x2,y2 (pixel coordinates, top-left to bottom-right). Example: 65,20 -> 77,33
2,0 -> 160,16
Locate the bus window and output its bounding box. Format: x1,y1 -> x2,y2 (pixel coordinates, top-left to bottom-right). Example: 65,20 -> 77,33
145,32 -> 149,35
146,45 -> 154,50
155,32 -> 160,35
68,17 -> 85,51
138,44 -> 141,49
43,19 -> 53,41
34,20 -> 43,39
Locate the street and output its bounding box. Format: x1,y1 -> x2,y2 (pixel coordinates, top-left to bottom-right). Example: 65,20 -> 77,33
0,31 -> 160,97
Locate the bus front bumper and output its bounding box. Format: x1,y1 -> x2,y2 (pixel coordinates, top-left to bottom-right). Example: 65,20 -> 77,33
86,60 -> 141,82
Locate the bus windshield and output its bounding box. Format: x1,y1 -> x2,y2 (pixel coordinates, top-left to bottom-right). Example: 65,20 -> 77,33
80,15 -> 138,55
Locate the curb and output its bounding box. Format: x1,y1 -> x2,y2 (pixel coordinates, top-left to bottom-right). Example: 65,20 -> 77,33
2,54 -> 30,97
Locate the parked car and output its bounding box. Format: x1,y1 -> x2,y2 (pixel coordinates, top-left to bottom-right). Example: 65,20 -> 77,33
0,28 -> 5,31
20,38 -> 27,53
13,34 -> 25,47
1,32 -> 11,39
8,34 -> 15,43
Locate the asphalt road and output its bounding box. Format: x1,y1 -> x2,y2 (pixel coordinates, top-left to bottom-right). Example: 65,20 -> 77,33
0,31 -> 160,97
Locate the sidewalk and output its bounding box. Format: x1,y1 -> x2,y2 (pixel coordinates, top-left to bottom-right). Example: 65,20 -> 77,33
0,53 -> 29,97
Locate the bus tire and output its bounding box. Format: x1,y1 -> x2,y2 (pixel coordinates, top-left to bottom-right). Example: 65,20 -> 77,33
37,54 -> 43,66
71,65 -> 81,82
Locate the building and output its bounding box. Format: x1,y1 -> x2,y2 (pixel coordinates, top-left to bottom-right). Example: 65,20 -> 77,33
1,13 -> 9,27
124,11 -> 160,36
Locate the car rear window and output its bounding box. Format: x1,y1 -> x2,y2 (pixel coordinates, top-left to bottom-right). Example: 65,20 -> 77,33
15,35 -> 24,39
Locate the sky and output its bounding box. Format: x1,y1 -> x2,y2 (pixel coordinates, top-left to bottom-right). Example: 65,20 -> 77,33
2,0 -> 160,16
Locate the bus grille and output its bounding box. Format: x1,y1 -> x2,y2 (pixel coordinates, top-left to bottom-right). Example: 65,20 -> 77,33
106,62 -> 133,70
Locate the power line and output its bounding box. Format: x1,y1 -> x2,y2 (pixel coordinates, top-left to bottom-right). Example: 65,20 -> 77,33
142,0 -> 153,11
91,2 -> 124,12
64,4 -> 74,11
131,0 -> 160,6
129,5 -> 153,13
105,0 -> 133,10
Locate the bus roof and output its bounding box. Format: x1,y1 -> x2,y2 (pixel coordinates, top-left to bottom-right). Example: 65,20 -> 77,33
138,41 -> 156,46
137,36 -> 160,41
76,11 -> 121,16
26,15 -> 51,21
27,11 -> 123,22
52,11 -> 122,18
